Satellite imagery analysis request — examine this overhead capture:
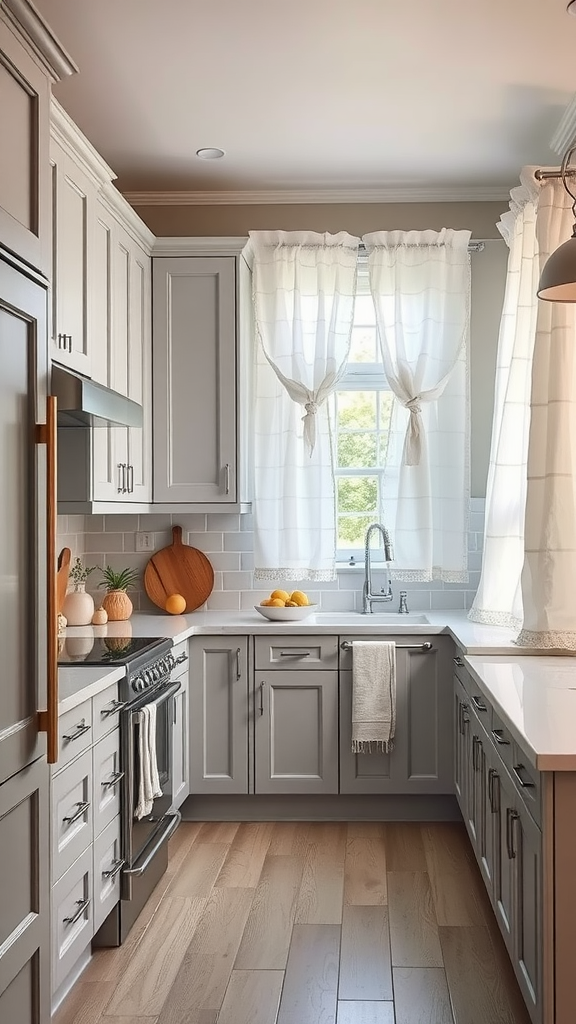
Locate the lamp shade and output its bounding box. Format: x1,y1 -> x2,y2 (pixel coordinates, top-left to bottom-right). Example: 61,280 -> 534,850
537,231 -> 576,301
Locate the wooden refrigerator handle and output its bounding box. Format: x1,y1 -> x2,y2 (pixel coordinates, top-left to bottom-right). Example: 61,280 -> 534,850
37,395 -> 58,763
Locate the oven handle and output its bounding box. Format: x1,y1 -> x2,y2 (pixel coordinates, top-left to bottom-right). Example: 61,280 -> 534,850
123,811 -> 181,876
129,680 -> 181,722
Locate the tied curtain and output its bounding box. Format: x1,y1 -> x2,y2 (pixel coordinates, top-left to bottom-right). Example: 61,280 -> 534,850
469,174 -> 540,628
249,230 -> 359,582
363,229 -> 471,581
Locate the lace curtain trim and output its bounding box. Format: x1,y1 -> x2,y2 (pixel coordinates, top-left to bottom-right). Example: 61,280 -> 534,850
467,608 -> 522,630
514,628 -> 576,650
390,568 -> 469,583
253,567 -> 337,583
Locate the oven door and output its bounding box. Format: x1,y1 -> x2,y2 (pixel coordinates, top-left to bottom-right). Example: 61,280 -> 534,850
122,679 -> 181,892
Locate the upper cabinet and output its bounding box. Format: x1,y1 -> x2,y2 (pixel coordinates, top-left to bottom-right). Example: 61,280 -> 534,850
152,248 -> 245,507
0,2 -> 76,275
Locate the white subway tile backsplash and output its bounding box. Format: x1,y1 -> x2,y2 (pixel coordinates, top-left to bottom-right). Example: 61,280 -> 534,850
176,513 -> 207,531
187,532 -> 224,553
223,571 -> 254,591
209,552 -> 242,572
207,513 -> 240,532
104,514 -> 139,532
223,532 -> 254,552
318,591 -> 356,612
208,591 -> 241,611
84,532 -> 124,553
431,590 -> 466,610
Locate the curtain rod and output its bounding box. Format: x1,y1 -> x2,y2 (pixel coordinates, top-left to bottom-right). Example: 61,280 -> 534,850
358,240 -> 485,254
535,168 -> 576,180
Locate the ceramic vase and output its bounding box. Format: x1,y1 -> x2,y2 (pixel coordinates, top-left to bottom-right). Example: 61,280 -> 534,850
101,589 -> 133,621
62,583 -> 94,626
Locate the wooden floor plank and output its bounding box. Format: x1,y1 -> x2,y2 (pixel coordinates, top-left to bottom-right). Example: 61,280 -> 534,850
393,967 -> 454,1024
214,821 -> 274,888
52,981 -> 116,1024
295,823 -> 347,924
157,887 -> 255,1022
421,823 -> 476,874
336,1002 -> 395,1024
268,820 -> 310,857
339,905 -> 392,1000
387,872 -> 443,967
383,823 -> 428,871
99,1017 -> 160,1024
277,923 -> 341,1024
235,854 -> 303,969
440,925 -> 532,1024
165,842 -> 230,898
105,897 -> 206,1016
422,824 -> 487,926
195,821 -> 240,843
344,830 -> 387,906
217,969 -> 284,1024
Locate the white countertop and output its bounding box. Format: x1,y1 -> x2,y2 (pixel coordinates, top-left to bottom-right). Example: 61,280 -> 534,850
64,609 -> 520,654
464,655 -> 576,771
58,662 -> 125,715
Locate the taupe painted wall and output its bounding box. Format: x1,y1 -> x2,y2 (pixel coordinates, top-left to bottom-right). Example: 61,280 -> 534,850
134,200 -> 509,497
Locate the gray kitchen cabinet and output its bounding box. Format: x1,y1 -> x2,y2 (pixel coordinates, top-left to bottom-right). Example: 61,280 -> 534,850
453,675 -> 469,815
189,637 -> 249,794
170,640 -> 190,811
152,255 -> 238,504
339,635 -> 454,794
255,670 -> 339,795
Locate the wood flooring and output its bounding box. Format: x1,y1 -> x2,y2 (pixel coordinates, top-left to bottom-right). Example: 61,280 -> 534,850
53,821 -> 532,1024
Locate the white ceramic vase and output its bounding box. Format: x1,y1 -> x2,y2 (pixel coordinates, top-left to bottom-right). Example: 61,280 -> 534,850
62,583 -> 95,626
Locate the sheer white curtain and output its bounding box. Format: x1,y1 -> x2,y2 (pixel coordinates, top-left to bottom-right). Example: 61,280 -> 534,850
517,179 -> 576,648
469,174 -> 540,628
363,229 -> 471,580
248,230 -> 359,582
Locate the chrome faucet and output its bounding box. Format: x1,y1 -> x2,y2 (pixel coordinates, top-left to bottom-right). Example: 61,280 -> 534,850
362,522 -> 394,614
399,590 -> 409,614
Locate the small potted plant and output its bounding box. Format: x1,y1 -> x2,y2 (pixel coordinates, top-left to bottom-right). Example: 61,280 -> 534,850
63,557 -> 97,626
98,565 -> 140,621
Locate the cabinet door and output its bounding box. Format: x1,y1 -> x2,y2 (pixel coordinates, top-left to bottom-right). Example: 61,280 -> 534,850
126,239 -> 152,502
171,670 -> 189,811
255,671 -> 338,795
0,18 -> 51,274
453,677 -> 469,814
189,637 -> 248,794
493,766 -> 515,951
0,760 -> 50,1024
50,141 -> 93,375
513,800 -> 542,1021
153,256 -> 237,503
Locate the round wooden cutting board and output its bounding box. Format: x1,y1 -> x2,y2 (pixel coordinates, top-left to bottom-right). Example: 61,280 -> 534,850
144,525 -> 214,612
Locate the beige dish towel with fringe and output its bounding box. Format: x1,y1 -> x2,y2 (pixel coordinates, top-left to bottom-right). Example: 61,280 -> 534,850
351,640 -> 396,753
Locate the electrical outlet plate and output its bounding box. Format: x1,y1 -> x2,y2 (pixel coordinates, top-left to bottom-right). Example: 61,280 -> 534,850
135,532 -> 154,552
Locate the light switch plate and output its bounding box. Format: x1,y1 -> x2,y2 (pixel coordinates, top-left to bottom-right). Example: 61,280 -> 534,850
135,532 -> 154,552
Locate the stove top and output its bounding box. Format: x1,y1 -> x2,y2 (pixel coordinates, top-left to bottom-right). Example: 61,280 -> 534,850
57,635 -> 170,667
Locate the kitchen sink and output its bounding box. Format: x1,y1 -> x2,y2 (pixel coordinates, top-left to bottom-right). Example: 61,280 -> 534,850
312,612 -> 430,624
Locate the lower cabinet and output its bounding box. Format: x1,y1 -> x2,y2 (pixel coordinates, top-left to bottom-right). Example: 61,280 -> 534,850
189,636 -> 248,794
170,640 -> 190,811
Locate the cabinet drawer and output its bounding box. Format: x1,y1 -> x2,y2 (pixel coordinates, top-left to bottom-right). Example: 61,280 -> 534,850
57,699 -> 93,771
255,635 -> 338,670
93,816 -> 122,933
93,682 -> 126,744
51,846 -> 93,993
510,747 -> 541,826
92,728 -> 122,839
51,750 -> 93,883
171,639 -> 189,679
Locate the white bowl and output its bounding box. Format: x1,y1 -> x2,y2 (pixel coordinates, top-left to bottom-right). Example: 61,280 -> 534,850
254,603 -> 317,622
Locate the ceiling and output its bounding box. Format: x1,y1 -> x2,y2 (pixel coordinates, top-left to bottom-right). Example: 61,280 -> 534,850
35,0 -> 576,199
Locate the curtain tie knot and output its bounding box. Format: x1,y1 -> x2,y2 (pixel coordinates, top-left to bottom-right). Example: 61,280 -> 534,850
304,401 -> 318,416
406,397 -> 422,416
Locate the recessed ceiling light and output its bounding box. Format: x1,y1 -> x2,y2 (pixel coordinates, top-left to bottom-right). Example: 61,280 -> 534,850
196,147 -> 225,160
568,1 -> 576,14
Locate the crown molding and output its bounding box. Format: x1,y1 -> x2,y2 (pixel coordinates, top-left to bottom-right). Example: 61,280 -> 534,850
2,0 -> 78,80
551,93 -> 576,156
51,97 -> 117,190
124,185 -> 512,207
152,236 -> 248,256
99,183 -> 155,254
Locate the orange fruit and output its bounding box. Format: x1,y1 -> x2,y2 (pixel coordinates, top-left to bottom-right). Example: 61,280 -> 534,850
285,600 -> 298,607
260,598 -> 273,606
270,589 -> 290,602
269,598 -> 286,607
290,590 -> 309,606
165,593 -> 186,615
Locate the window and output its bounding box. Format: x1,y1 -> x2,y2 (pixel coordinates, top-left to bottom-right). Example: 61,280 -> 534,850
334,269 -> 392,559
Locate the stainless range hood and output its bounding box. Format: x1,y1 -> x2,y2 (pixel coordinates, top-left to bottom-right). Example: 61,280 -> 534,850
52,365 -> 143,428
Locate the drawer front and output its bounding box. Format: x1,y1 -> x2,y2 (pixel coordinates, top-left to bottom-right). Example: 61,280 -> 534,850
51,750 -> 93,883
255,635 -> 338,670
489,705 -> 514,773
93,816 -> 122,933
510,745 -> 541,826
57,699 -> 93,771
51,846 -> 93,993
92,728 -> 122,839
93,682 -> 126,744
171,639 -> 189,679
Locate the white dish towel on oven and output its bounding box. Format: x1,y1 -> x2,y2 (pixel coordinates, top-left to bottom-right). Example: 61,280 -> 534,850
134,703 -> 162,820
351,640 -> 396,753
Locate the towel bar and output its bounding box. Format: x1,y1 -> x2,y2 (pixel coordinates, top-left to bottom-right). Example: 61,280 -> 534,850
340,640 -> 433,652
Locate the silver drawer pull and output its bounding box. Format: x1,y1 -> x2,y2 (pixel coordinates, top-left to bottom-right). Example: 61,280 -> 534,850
62,720 -> 91,743
512,763 -> 536,789
491,728 -> 510,745
101,699 -> 127,717
102,771 -> 124,790
454,656 -> 465,666
102,858 -> 124,881
63,898 -> 90,927
63,800 -> 90,826
279,650 -> 311,657
236,647 -> 241,680
259,681 -> 265,716
471,695 -> 488,713
174,652 -> 188,665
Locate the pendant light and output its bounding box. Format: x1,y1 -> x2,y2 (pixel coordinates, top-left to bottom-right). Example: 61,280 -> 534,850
537,146 -> 576,301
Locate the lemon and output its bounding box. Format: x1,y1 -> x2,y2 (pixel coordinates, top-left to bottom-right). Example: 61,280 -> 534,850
285,600 -> 298,607
269,598 -> 286,607
165,593 -> 186,615
260,598 -> 273,606
290,590 -> 309,606
270,589 -> 290,602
